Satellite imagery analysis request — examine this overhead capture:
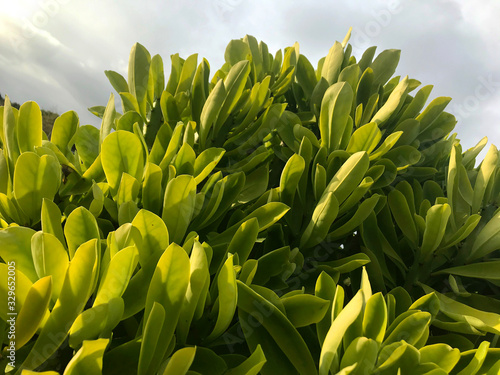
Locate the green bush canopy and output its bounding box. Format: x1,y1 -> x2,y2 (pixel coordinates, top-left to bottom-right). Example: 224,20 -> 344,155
1,31 -> 500,374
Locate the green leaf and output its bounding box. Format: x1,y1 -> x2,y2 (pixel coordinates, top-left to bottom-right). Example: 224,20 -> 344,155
99,93 -> 116,147
3,95 -> 20,171
139,302 -> 166,375
94,245 -> 139,306
398,85 -> 433,123
162,175 -> 196,244
15,275 -> 52,349
116,172 -> 140,206
191,59 -> 210,125
68,298 -> 123,349
225,345 -> 266,375
252,246 -> 291,286
388,189 -> 418,244
237,280 -> 318,375
143,243 -> 190,374
324,151 -> 370,205
382,311 -> 431,348
175,53 -> 198,95
371,49 -> 401,86
21,239 -> 98,370
31,232 -> 69,301
384,145 -> 421,170
363,292 -> 387,343
212,202 -> 289,245
472,144 -> 498,213
51,110 -> 79,155
0,265 -> 32,326
416,96 -> 452,133
300,191 -> 339,249
321,41 -> 344,85
376,341 -> 420,374
296,54 -> 318,99
320,285 -> 364,375
0,226 -> 38,282
148,54 -> 165,101
421,284 -> 500,335
177,241 -> 210,343
339,337 -> 378,374
173,143 -> 195,175
328,194 -> 380,240
17,101 -> 42,153
128,42 -> 151,118
64,207 -> 100,259
161,347 -> 197,375
190,347 -> 228,375
142,163 -> 163,215
200,79 -> 226,148
227,218 -> 259,264
101,130 -> 145,196
281,294 -> 329,328
418,111 -> 456,143
207,254 -> 237,341
420,204 -> 451,261
435,261 -> 500,281
346,122 -> 382,154
470,211 -> 500,261
319,82 -> 354,152
13,152 -> 61,222
368,132 -> 403,161
441,214 -> 480,249
315,272 -> 337,346
63,338 -> 109,375
225,39 -> 251,66
279,153 -> 305,207
105,70 -> 129,93
75,125 -> 100,168
131,209 -> 169,265
193,148 -> 225,184
455,341 -> 489,375
371,76 -> 409,125
419,344 -> 460,372
214,60 -> 251,134
238,164 -> 269,204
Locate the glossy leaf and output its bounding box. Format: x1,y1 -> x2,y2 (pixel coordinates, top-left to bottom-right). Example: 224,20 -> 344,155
162,175 -> 196,244
435,261 -> 500,281
21,239 -> 98,370
17,101 -> 42,153
207,254 -> 237,341
15,275 -> 52,349
319,82 -> 354,152
65,207 -> 100,258
161,347 -> 197,375
142,243 -> 190,374
225,345 -> 266,375
300,191 -> 339,249
13,152 -> 61,222
101,130 -> 145,196
63,338 -> 109,375
31,232 -> 69,301
237,280 -> 317,375
420,204 -> 451,261
281,294 -> 329,328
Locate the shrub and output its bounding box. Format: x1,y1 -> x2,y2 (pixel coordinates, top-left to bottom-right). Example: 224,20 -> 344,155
0,31 -> 499,374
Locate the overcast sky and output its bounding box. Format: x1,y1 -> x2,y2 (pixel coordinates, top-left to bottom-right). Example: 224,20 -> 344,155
1,0 -> 499,155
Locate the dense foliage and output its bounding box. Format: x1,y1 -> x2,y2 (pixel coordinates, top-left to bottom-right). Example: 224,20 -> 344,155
1,31 -> 500,374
